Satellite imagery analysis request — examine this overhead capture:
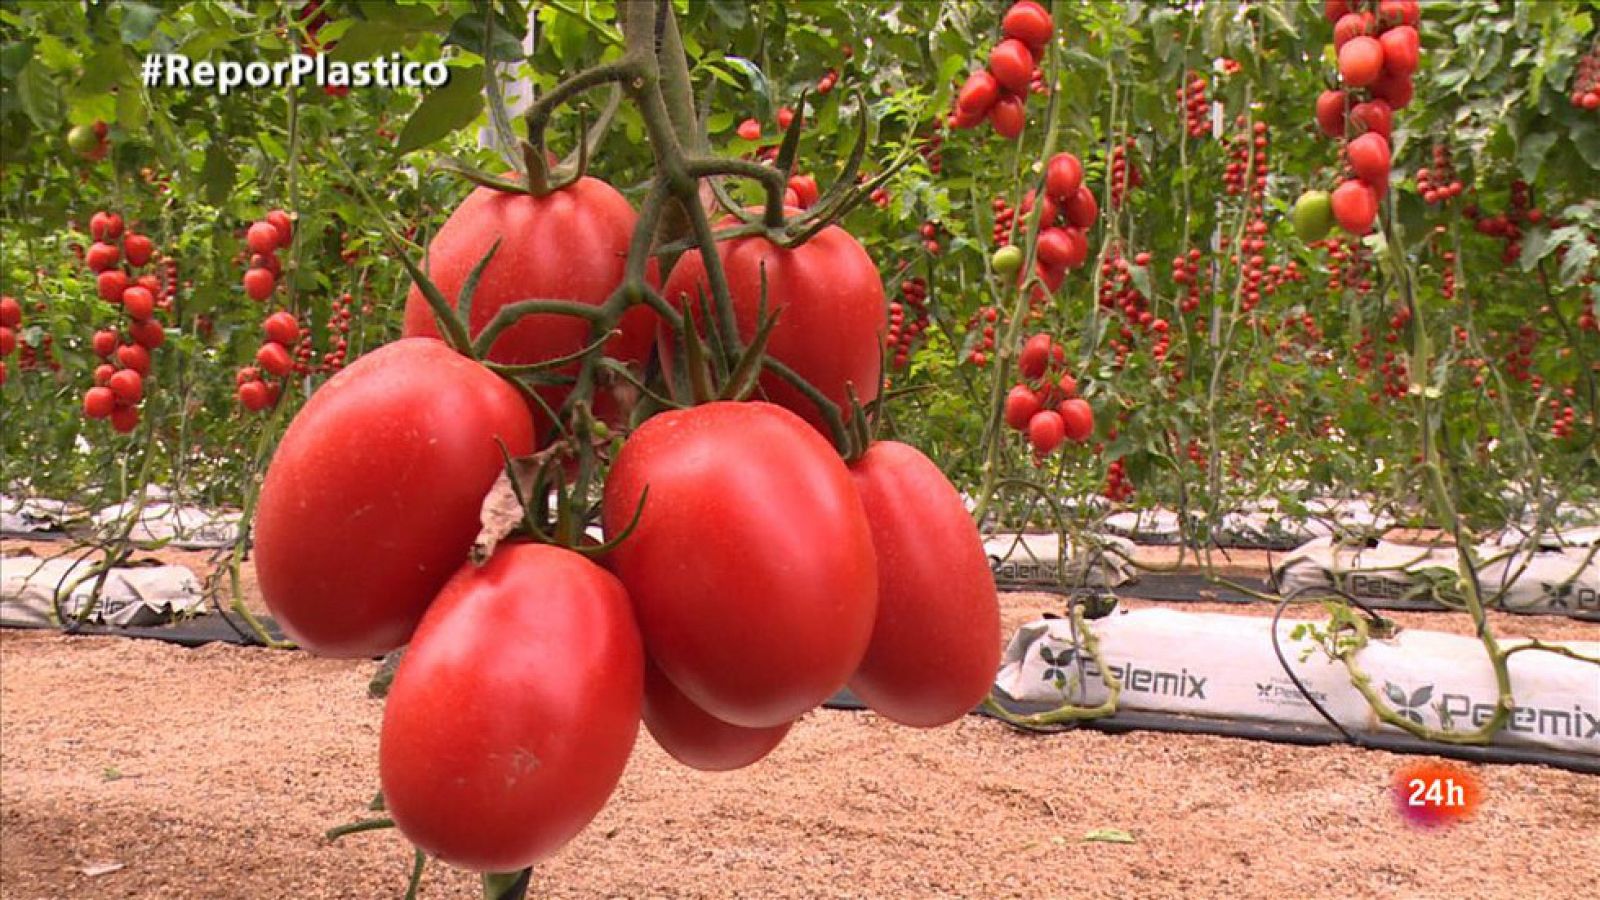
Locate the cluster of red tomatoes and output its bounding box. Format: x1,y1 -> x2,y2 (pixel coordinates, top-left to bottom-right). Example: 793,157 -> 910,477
1104,457 -> 1133,502
1311,0 -> 1421,236
950,1 -> 1053,139
1465,180 -> 1541,266
254,172 -> 998,874
886,274 -> 928,370
235,311 -> 300,412
1222,120 -> 1268,199
1570,41 -> 1600,111
1178,71 -> 1211,138
0,296 -> 19,385
1416,143 -> 1463,205
1003,332 -> 1094,457
81,211 -> 168,433
1107,140 -> 1141,208
241,211 -> 293,302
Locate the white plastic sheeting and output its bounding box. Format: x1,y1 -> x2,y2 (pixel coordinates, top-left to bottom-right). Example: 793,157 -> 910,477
0,554 -> 205,626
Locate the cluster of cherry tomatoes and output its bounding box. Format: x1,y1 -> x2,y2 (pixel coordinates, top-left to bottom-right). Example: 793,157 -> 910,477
241,210 -> 293,302
1103,457 -> 1133,502
1416,143 -> 1463,205
886,274 -> 928,370
1466,180 -> 1541,266
950,1 -> 1053,139
1309,0 -> 1421,236
236,311 -> 300,412
0,295 -> 19,385
1002,333 -> 1094,457
1179,71 -> 1211,138
81,211 -> 167,433
1107,139 -> 1141,208
1570,40 -> 1600,111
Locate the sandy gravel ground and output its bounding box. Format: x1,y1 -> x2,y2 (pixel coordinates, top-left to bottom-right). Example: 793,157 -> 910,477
2,538 -> 1598,898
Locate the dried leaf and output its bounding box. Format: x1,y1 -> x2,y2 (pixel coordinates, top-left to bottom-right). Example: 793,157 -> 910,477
472,457 -> 544,564
1083,828 -> 1137,844
80,862 -> 124,877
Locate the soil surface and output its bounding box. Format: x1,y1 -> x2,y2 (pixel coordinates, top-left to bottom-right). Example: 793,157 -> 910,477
2,537 -> 1598,898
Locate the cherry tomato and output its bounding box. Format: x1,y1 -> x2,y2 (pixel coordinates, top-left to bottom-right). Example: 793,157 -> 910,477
1059,397 -> 1094,442
1004,384 -> 1042,431
1331,179 -> 1378,235
957,69 -> 1000,115
1002,1 -> 1053,53
988,39 -> 1035,95
1338,36 -> 1384,88
243,267 -> 275,301
1045,152 -> 1083,202
1028,409 -> 1066,454
1347,132 -> 1391,191
1019,333 -> 1052,379
1315,89 -> 1347,138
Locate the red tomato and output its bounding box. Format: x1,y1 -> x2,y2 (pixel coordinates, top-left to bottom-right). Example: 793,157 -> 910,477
1002,2 -> 1053,54
123,233 -> 154,268
643,660 -> 791,772
786,174 -> 819,209
1028,409 -> 1065,454
1315,89 -> 1347,138
658,223 -> 884,438
89,211 -> 123,242
1004,384 -> 1042,431
381,543 -> 642,872
238,380 -> 272,411
243,267 -> 275,301
848,441 -> 999,727
1059,397 -> 1094,441
263,311 -> 300,346
255,342 -> 292,377
1347,132 -> 1391,191
1035,227 -> 1077,271
116,343 -> 150,374
1324,0 -> 1351,22
122,286 -> 155,321
1379,25 -> 1420,77
989,94 -> 1026,139
1064,185 -> 1098,229
266,209 -> 294,246
97,270 -> 128,303
83,386 -> 115,419
0,296 -> 18,328
1338,36 -> 1384,88
1055,372 -> 1078,401
1332,13 -> 1368,49
957,70 -> 1000,115
1019,333 -> 1052,379
86,242 -> 120,273
107,368 -> 142,405
601,402 -> 878,728
989,39 -> 1036,94
1045,152 -> 1083,202
402,177 -> 657,438
128,318 -> 165,350
255,338 -> 536,657
94,363 -> 115,386
1350,99 -> 1392,139
0,327 -> 13,356
1370,69 -> 1414,108
1332,179 -> 1378,235
92,329 -> 118,358
110,406 -> 139,433
736,118 -> 762,141
247,221 -> 280,255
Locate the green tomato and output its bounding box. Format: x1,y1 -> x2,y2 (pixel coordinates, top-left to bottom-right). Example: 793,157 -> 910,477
992,245 -> 1024,276
67,124 -> 99,154
1292,191 -> 1334,243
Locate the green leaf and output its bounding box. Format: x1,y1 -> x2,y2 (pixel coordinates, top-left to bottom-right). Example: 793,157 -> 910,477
258,131 -> 287,161
1557,238 -> 1596,285
14,62 -> 64,131
1083,828 -> 1136,844
116,82 -> 147,131
119,2 -> 162,44
329,21 -> 415,64
0,40 -> 32,81
722,56 -> 770,120
1515,130 -> 1559,181
707,0 -> 748,30
445,10 -> 524,63
201,139 -> 235,207
396,63 -> 484,154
